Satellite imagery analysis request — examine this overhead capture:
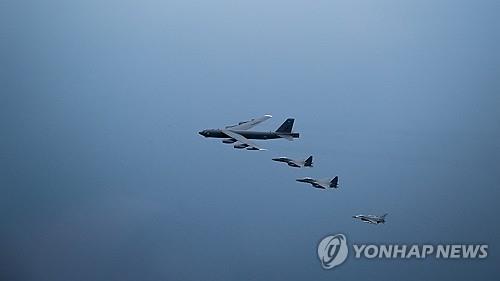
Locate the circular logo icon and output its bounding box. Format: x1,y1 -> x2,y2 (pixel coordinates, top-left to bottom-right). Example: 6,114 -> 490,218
317,234 -> 348,269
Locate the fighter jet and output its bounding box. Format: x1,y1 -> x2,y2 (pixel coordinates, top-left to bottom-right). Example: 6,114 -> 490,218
198,115 -> 299,151
296,176 -> 339,189
352,214 -> 388,224
272,156 -> 313,168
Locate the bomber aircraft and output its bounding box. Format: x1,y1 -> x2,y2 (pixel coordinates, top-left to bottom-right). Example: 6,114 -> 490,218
198,115 -> 299,151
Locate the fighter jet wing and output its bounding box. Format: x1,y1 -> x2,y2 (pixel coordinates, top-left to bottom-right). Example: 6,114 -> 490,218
315,179 -> 332,189
313,180 -> 329,189
221,130 -> 266,151
225,115 -> 272,130
361,218 -> 377,224
312,183 -> 326,189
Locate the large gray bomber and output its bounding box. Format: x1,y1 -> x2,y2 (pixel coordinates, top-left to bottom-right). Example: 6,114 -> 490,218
198,115 -> 299,151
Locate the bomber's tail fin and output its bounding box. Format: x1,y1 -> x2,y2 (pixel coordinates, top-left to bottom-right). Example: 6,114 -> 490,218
330,176 -> 339,188
304,156 -> 313,167
275,118 -> 295,133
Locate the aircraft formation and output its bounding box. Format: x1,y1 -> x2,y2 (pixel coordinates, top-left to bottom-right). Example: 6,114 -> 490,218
199,115 -> 387,224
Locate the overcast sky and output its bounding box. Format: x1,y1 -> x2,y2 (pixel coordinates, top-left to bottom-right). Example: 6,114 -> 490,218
1,1 -> 500,280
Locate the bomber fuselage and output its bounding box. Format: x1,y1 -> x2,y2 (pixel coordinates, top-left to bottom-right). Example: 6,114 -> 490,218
198,129 -> 299,140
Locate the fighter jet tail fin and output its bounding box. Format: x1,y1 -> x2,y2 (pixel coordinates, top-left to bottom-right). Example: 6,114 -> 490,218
330,176 -> 339,188
275,118 -> 295,133
381,213 -> 388,219
304,156 -> 313,167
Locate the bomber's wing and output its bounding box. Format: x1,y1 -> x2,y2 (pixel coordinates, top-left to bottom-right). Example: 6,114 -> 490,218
221,130 -> 265,151
225,115 -> 272,130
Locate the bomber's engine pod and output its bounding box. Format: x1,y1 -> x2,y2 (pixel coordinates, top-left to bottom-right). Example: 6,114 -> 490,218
222,139 -> 237,144
233,143 -> 249,149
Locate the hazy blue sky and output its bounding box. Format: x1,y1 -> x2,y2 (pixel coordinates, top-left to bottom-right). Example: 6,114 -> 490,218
1,1 -> 499,280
